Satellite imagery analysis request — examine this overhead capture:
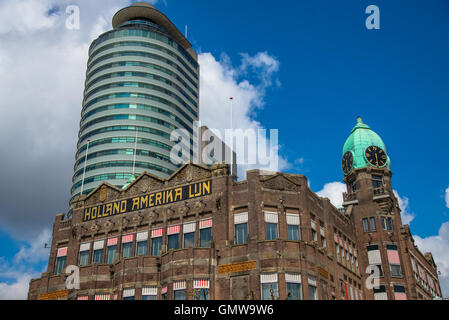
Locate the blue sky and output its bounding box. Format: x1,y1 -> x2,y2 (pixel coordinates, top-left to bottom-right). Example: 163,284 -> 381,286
0,0 -> 448,298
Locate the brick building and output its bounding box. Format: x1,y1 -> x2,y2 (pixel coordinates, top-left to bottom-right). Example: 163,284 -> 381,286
27,119 -> 443,300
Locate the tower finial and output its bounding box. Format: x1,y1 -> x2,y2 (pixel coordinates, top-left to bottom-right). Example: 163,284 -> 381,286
356,116 -> 363,124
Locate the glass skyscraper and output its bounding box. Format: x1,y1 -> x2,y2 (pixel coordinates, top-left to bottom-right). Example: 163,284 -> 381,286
71,2 -> 199,200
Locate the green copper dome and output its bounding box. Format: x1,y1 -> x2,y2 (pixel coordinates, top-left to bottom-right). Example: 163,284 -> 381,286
342,117 -> 390,174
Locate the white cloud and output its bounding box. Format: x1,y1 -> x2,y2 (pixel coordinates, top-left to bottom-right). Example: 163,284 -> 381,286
0,228 -> 50,300
414,221 -> 449,299
393,190 -> 415,225
198,52 -> 290,179
316,181 -> 346,208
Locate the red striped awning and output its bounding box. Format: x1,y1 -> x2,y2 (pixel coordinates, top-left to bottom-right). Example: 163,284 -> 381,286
95,294 -> 110,300
194,279 -> 210,289
161,286 -> 168,294
395,293 -> 407,300
167,225 -> 180,235
151,228 -> 163,238
387,250 -> 400,264
57,247 -> 68,257
113,294 -> 118,300
173,280 -> 186,290
199,219 -> 212,229
122,234 -> 134,243
107,237 -> 118,246
77,296 -> 89,300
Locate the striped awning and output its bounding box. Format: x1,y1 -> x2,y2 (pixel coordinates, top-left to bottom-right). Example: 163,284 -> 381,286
199,219 -> 212,229
107,237 -> 118,246
95,294 -> 110,300
151,228 -> 163,238
142,286 -> 157,296
310,220 -> 316,230
286,214 -> 300,226
57,247 -> 68,257
193,279 -> 210,289
77,296 -> 89,300
395,293 -> 407,300
260,273 -> 278,284
264,212 -> 278,224
320,227 -> 325,237
285,273 -> 301,283
234,212 -> 248,224
167,225 -> 180,235
137,231 -> 148,241
183,222 -> 196,233
368,249 -> 382,265
93,240 -> 104,250
123,288 -> 135,298
161,285 -> 168,294
122,234 -> 134,243
308,277 -> 317,287
173,280 -> 186,290
387,249 -> 400,264
79,243 -> 90,252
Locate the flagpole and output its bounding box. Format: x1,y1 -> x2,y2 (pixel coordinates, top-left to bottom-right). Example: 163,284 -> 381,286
229,97 -> 233,177
80,139 -> 90,195
132,127 -> 138,176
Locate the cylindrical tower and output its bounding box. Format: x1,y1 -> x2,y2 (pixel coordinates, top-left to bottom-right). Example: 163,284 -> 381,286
71,2 -> 199,201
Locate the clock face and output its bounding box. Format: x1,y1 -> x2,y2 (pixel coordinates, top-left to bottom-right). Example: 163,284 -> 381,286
365,146 -> 387,167
342,151 -> 354,175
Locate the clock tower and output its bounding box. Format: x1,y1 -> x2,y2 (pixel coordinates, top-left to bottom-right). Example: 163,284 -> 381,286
341,117 -> 408,300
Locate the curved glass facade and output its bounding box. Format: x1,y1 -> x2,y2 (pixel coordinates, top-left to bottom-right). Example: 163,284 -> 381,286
71,14 -> 198,200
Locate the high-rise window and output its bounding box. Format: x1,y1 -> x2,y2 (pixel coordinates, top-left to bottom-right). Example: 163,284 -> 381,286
193,280 -> 210,300
167,225 -> 180,250
199,219 -> 212,247
234,212 -> 248,245
78,243 -> 90,266
106,245 -> 117,264
151,228 -> 163,256
121,234 -> 134,258
261,273 -> 279,300
183,222 -> 196,248
173,281 -> 187,300
362,218 -> 369,232
287,214 -> 300,241
55,254 -> 66,275
136,231 -> 148,256
264,212 -> 278,240
285,273 -> 302,300
308,277 -> 317,300
92,241 -> 104,264
369,217 -> 376,231
372,175 -> 383,188
142,287 -> 157,300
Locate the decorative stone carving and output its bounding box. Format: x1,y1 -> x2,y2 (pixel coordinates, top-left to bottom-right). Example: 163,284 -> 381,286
262,175 -> 299,192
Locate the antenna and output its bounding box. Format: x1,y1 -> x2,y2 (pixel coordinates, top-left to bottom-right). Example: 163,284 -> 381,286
185,25 -> 188,39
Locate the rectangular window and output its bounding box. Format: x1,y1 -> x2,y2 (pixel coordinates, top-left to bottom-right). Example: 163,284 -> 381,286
122,242 -> 133,258
142,286 -> 157,300
390,264 -> 402,277
55,256 -> 66,275
78,251 -> 89,266
235,223 -> 248,245
372,175 -> 383,188
261,273 -> 278,300
288,225 -> 300,241
308,277 -> 317,300
363,218 -> 369,232
174,290 -> 186,300
183,222 -> 196,248
78,243 -> 90,266
387,218 -> 393,231
136,232 -> 148,256
167,234 -> 179,250
123,288 -> 135,300
199,219 -> 212,247
285,273 -> 302,300
92,249 -> 103,264
199,228 -> 212,247
193,280 -> 210,300
106,245 -> 117,264
369,217 -> 376,231
266,223 -> 278,240
183,232 -> 195,248
265,212 -> 278,240
150,236 -> 162,256
136,241 -> 147,256
336,244 -> 340,262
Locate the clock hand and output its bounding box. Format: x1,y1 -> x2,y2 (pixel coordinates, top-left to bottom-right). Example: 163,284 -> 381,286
375,153 -> 378,166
